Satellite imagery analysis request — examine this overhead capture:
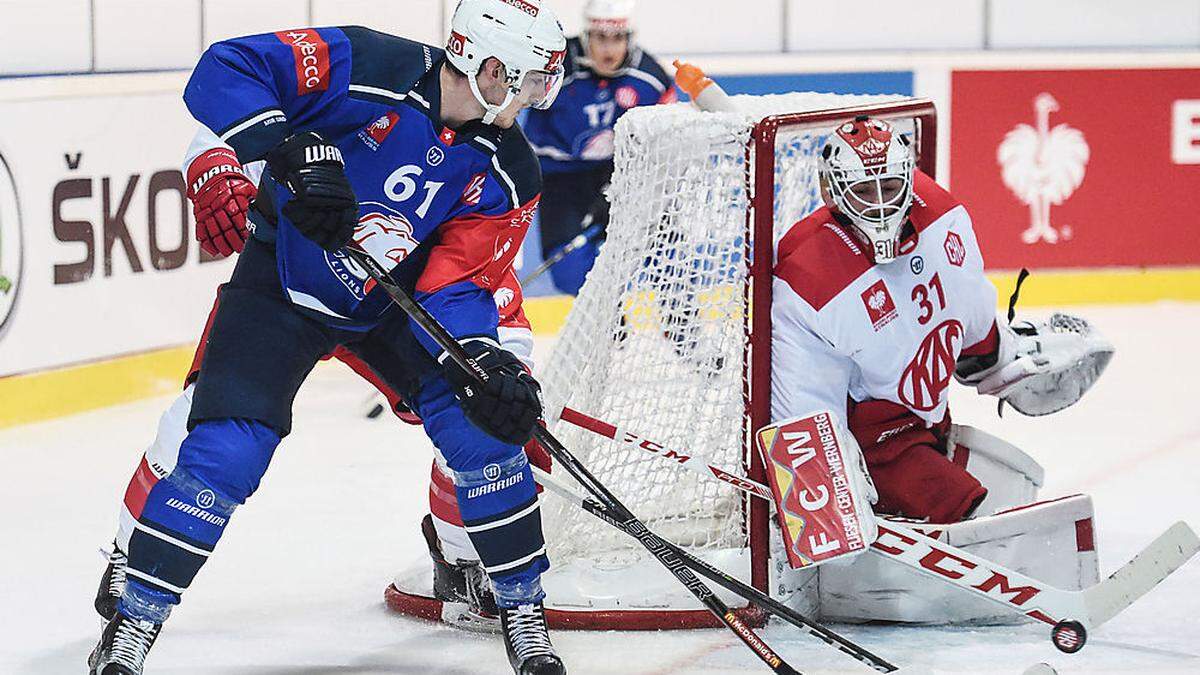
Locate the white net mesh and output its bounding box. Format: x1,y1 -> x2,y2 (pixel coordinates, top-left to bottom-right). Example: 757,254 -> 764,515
538,93 -> 911,585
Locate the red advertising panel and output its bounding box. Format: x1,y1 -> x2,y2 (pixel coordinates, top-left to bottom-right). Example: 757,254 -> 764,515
950,69 -> 1200,270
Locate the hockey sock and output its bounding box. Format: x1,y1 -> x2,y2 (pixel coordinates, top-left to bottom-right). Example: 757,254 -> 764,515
452,452 -> 549,609
120,418 -> 280,620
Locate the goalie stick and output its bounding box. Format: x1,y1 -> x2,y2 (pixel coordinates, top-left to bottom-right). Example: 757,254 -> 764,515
560,405 -> 1200,653
342,245 -> 806,675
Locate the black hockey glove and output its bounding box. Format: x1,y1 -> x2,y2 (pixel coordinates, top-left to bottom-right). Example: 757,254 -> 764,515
443,340 -> 543,446
266,132 -> 358,251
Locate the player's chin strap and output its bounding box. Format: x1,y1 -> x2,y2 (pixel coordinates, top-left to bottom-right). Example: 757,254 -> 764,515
961,268 -> 1115,417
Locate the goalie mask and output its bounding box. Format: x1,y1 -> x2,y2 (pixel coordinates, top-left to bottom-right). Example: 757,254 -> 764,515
580,0 -> 640,75
819,117 -> 915,264
447,0 -> 567,125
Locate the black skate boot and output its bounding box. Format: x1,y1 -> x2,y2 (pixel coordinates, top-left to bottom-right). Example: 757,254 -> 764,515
500,602 -> 565,675
422,514 -> 498,631
87,611 -> 162,675
94,543 -> 128,622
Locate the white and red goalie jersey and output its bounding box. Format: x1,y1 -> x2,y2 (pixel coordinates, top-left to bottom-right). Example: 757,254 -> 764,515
772,171 -> 1000,523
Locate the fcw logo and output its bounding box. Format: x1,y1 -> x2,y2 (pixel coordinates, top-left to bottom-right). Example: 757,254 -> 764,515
898,319 -> 964,411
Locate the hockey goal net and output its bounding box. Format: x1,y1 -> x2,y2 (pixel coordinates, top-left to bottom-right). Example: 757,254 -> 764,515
533,93 -> 937,628
386,93 -> 936,630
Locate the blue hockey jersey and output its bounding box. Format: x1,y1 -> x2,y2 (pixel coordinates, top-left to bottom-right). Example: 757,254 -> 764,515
522,36 -> 676,175
183,26 -> 542,358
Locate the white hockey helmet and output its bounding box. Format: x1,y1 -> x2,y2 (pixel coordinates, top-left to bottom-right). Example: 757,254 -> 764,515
446,0 -> 567,125
581,0 -> 638,72
584,0 -> 636,35
818,117 -> 916,264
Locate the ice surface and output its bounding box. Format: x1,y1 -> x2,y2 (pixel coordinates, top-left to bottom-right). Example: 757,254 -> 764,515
2,304 -> 1198,674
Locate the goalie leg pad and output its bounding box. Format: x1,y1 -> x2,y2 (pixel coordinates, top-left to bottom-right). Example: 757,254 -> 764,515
947,425 -> 1044,516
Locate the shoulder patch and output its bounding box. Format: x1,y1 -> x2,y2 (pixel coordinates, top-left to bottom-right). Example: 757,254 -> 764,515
908,170 -> 962,234
775,208 -> 873,311
342,26 -> 443,104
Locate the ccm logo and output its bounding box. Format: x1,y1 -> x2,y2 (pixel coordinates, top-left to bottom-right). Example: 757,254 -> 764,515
276,30 -> 330,96
872,524 -> 1052,619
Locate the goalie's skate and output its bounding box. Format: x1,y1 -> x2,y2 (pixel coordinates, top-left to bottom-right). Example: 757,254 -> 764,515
88,611 -> 161,675
94,543 -> 127,622
422,514 -> 499,631
500,602 -> 565,675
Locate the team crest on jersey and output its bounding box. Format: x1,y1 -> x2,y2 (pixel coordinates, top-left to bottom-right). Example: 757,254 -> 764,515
615,86 -> 639,109
326,203 -> 420,298
861,280 -> 898,331
462,172 -> 487,206
359,112 -> 401,151
944,231 -> 966,267
899,319 -> 964,411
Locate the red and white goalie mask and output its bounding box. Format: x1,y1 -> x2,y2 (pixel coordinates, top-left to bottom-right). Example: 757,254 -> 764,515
819,117 -> 915,264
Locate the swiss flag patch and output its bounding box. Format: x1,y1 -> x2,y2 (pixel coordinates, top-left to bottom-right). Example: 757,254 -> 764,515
276,29 -> 330,96
861,280 -> 898,331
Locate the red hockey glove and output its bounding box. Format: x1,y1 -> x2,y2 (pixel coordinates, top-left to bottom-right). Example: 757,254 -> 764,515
187,147 -> 256,258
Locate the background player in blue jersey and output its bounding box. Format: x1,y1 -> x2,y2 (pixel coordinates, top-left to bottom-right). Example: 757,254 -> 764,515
523,0 -> 677,295
88,2 -> 570,674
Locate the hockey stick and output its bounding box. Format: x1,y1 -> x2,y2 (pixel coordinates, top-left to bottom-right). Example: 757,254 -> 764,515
560,405 -> 1200,653
529,464 -> 910,673
342,245 -> 805,675
520,219 -> 604,286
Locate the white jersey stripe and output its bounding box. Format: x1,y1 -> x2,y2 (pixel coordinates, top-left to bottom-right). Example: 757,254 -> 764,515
220,109 -> 285,142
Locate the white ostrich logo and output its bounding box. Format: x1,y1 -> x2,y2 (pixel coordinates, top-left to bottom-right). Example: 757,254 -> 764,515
997,93 -> 1090,244
869,290 -> 887,312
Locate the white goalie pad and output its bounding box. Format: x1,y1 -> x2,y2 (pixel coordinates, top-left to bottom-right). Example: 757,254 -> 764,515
817,494 -> 1100,625
946,424 -> 1044,516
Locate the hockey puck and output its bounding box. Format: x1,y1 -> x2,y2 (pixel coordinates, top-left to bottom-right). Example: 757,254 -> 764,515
1051,619 -> 1087,653
366,403 -> 385,419
1022,663 -> 1059,675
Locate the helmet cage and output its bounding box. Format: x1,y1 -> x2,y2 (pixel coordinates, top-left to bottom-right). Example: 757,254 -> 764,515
820,135 -> 915,264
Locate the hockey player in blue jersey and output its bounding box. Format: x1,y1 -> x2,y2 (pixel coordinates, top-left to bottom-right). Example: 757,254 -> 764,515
87,2 -> 569,674
523,0 -> 677,295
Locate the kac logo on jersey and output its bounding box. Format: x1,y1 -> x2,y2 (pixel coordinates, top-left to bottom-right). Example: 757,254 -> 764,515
860,280 -> 897,331
944,232 -> 966,267
899,319 -> 964,412
426,146 -> 445,167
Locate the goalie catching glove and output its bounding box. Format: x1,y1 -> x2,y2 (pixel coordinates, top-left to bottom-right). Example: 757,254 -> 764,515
957,313 -> 1114,417
443,339 -> 543,445
266,132 -> 359,251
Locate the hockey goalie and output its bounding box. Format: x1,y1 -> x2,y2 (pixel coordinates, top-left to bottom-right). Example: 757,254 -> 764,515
760,114 -> 1116,624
